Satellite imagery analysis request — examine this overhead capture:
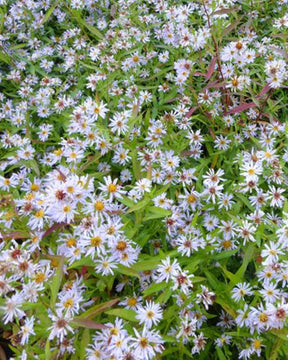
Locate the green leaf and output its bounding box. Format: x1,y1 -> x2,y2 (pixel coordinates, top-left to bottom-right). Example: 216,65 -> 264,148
125,114 -> 142,142
235,193 -> 253,211
184,257 -> 205,271
235,244 -> 255,278
67,256 -> 95,270
163,305 -> 177,320
227,212 -> 242,225
143,281 -> 167,297
269,336 -> 283,360
225,331 -> 252,337
216,297 -> 237,318
83,23 -> 104,39
283,199 -> 288,214
45,339 -> 51,360
221,266 -> 242,289
97,279 -> 106,292
78,154 -> 102,173
68,9 -> 104,40
271,329 -> 288,341
50,256 -> 65,308
161,347 -> 183,357
214,249 -> 238,260
76,298 -> 120,319
118,195 -> 135,208
41,1 -> 60,25
204,270 -> 219,290
132,257 -> 160,271
143,206 -> 171,221
131,148 -> 142,180
191,276 -> 206,283
25,159 -> 40,176
9,43 -> 27,50
221,16 -> 243,37
79,328 -> 90,360
86,171 -> 108,179
137,233 -> 152,248
0,51 -> 11,64
216,347 -> 227,360
157,286 -> 173,304
105,308 -> 137,322
72,319 -> 107,329
126,197 -> 150,214
132,250 -> 177,271
117,264 -> 140,278
162,335 -> 178,343
191,211 -> 199,227
152,183 -> 170,197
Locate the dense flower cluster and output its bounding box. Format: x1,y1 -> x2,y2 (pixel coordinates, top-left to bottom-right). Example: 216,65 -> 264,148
0,0 -> 287,359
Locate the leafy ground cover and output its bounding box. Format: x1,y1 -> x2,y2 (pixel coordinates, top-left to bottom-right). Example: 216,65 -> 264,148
0,0 -> 288,359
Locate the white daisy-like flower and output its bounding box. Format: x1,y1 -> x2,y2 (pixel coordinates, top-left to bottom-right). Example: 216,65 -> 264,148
136,301 -> 163,329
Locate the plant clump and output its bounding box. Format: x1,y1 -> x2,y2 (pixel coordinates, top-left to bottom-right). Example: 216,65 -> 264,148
0,0 -> 287,359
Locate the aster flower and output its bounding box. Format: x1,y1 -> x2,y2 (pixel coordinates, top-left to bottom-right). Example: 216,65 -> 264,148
231,282 -> 254,302
20,316 -> 35,345
98,176 -> 125,201
48,310 -> 73,342
1,292 -> 25,324
136,301 -> 163,329
155,257 -> 181,283
131,327 -> 164,360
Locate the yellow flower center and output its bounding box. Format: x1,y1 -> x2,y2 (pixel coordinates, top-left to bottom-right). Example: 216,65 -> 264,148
165,265 -> 172,273
127,297 -> 137,307
35,210 -> 44,218
34,272 -> 46,283
108,184 -> 117,193
30,183 -> 39,191
140,337 -> 148,348
54,149 -> 63,156
67,186 -> 74,193
222,240 -> 232,249
259,313 -> 268,323
187,194 -> 196,203
107,226 -> 115,235
64,298 -> 74,308
63,205 -> 71,213
94,201 -> 104,211
91,236 -> 102,247
110,328 -> 118,336
146,310 -> 154,319
66,238 -> 76,247
116,241 -> 127,251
